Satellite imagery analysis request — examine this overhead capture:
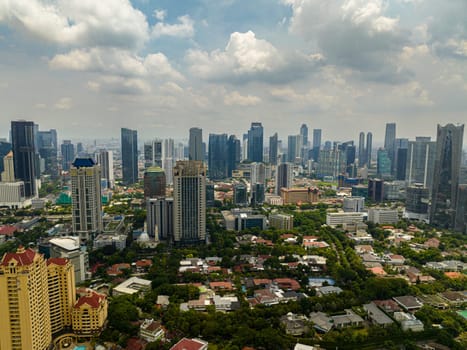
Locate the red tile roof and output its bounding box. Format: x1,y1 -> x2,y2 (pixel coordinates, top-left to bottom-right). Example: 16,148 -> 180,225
209,281 -> 233,290
74,291 -> 106,309
1,247 -> 37,266
274,278 -> 300,291
135,259 -> 152,268
47,257 -> 69,266
170,338 -> 207,350
0,225 -> 17,236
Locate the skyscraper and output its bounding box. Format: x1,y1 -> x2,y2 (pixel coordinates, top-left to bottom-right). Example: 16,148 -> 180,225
269,133 -> 278,165
37,129 -> 58,177
312,129 -> 322,161
394,138 -> 408,181
430,124 -> 464,228
0,247 -> 52,350
96,150 -> 114,189
405,137 -> 436,189
1,151 -> 15,182
247,122 -> 263,162
61,140 -> 75,172
121,128 -> 138,185
173,161 -> 206,245
143,166 -> 166,199
71,158 -> 103,241
227,135 -> 241,177
287,135 -> 300,163
377,148 -> 391,178
208,133 -> 228,180
358,132 -> 366,167
144,139 -> 162,168
300,123 -> 308,161
454,185 -> 467,234
366,132 -> 373,168
147,197 -> 173,240
189,127 -> 203,161
384,123 -> 396,174
0,139 -> 12,175
11,120 -> 37,197
276,162 -> 293,195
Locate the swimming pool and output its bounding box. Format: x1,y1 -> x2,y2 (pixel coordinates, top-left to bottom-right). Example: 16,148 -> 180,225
74,346 -> 86,350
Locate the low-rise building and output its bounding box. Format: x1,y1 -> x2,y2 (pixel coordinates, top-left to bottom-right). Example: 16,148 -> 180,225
281,187 -> 320,204
94,234 -> 127,251
331,309 -> 364,329
113,277 -> 152,296
170,338 -> 208,350
393,296 -> 423,312
363,302 -> 394,327
269,213 -> 294,230
280,313 -> 309,336
393,312 -> 424,332
326,212 -> 364,227
368,208 -> 399,224
140,319 -> 165,342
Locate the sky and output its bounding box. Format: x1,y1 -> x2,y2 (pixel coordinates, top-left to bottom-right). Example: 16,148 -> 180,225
0,0 -> 466,143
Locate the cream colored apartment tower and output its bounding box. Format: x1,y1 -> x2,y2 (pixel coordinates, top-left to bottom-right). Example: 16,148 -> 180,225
0,247 -> 52,350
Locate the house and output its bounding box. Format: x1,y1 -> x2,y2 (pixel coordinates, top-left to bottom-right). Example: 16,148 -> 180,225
280,313 -> 309,336
363,302 -> 394,327
373,299 -> 402,313
252,289 -> 279,306
170,338 -> 208,350
440,291 -> 467,306
393,296 -> 423,312
140,319 -> 165,342
126,338 -> 144,350
156,295 -> 170,308
274,278 -> 301,291
331,309 -> 364,329
209,281 -> 234,291
309,312 -> 333,333
368,266 -> 387,276
393,312 -> 424,332
316,286 -> 343,296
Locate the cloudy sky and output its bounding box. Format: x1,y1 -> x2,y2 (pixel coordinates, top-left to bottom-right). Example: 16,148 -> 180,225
0,0 -> 466,144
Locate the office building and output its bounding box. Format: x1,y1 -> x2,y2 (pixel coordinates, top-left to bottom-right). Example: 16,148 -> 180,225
394,138 -> 408,181
276,162 -> 293,195
233,183 -> 248,206
405,137 -> 436,189
368,178 -> 384,202
300,123 -> 308,159
455,185 -> 467,234
281,187 -> 320,204
343,197 -> 365,212
0,181 -> 27,208
61,140 -> 75,172
143,167 -> 166,199
405,184 -> 429,221
1,150 -> 15,182
47,257 -> 76,334
147,197 -> 173,240
250,162 -> 266,185
0,140 -> 11,175
326,212 -> 364,227
251,183 -> 265,206
358,132 -> 366,167
287,135 -> 301,163
269,213 -> 294,230
189,127 -> 203,161
144,139 -> 163,168
173,161 -> 206,245
222,209 -> 267,231
366,132 -> 373,168
11,120 -> 37,197
71,158 -> 103,241
37,129 -> 58,177
121,128 -> 138,185
96,150 -> 114,189
208,133 -> 228,180
206,183 -> 215,207
269,133 -> 278,165
384,123 -> 396,173
227,135 -> 241,177
0,247 -> 52,350
316,149 -> 347,179
377,148 -> 391,179
368,208 -> 399,224
312,129 -> 322,161
247,122 -> 263,162
430,124 -> 464,228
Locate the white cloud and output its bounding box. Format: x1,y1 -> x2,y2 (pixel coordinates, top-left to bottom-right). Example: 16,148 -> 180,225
224,91 -> 261,106
187,30 -> 321,83
50,48 -> 183,80
152,15 -> 194,38
0,0 -> 149,49
153,9 -> 167,21
98,76 -> 151,95
54,97 -> 72,110
392,81 -> 433,106
270,86 -> 336,110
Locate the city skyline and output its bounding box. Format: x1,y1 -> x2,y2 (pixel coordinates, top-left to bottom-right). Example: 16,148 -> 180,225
0,1 -> 466,141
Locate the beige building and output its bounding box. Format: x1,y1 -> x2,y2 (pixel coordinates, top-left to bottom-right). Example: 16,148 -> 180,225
269,213 -> 294,230
72,290 -> 108,336
0,247 -> 52,350
47,257 -> 76,334
281,187 -> 320,205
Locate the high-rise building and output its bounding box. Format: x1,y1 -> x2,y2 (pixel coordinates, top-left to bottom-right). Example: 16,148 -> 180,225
173,161 -> 206,245
312,129 -> 322,161
358,132 -> 366,167
121,128 -> 138,185
227,135 -> 241,177
250,162 -> 266,186
1,151 -> 15,182
208,133 -> 228,180
251,183 -> 265,206
384,123 -> 396,173
144,139 -> 162,168
247,122 -> 263,162
11,120 -> 37,197
454,184 -> 467,234
395,138 -> 408,181
300,124 -> 308,161
366,132 -> 373,168
147,197 -> 173,240
37,129 -> 58,177
287,135 -> 300,163
96,150 -> 114,189
71,290 -> 107,336
430,124 -> 464,228
189,127 -> 203,161
368,178 -> 384,202
377,148 -> 391,178
0,247 -> 52,350
47,257 -> 76,334
269,133 -> 278,165
405,137 -> 436,189
0,140 -> 12,175
316,149 -> 347,179
276,162 -> 293,195
143,167 -> 166,199
405,184 -> 430,221
233,183 -> 248,207
61,140 -> 75,172
71,158 -> 103,241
